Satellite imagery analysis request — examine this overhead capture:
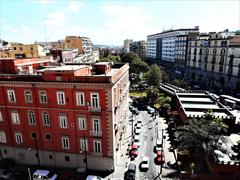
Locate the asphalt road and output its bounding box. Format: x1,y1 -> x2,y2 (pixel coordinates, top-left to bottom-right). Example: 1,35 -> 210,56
131,111 -> 161,180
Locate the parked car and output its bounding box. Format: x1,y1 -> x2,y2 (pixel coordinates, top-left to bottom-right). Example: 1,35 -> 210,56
33,170 -> 58,180
0,168 -> 14,179
86,175 -> 104,180
155,151 -> 165,165
134,128 -> 141,135
124,163 -> 136,180
133,135 -> 140,147
129,144 -> 139,159
140,156 -> 149,171
135,123 -> 141,129
154,140 -> 163,153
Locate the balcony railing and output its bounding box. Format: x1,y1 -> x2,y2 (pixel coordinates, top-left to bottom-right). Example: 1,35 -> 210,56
88,106 -> 101,112
90,130 -> 102,137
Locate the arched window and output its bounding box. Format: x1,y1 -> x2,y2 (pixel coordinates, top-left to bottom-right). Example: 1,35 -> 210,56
24,90 -> 32,103
28,111 -> 36,125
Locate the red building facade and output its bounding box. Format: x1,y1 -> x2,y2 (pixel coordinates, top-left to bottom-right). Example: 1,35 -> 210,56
0,62 -> 129,170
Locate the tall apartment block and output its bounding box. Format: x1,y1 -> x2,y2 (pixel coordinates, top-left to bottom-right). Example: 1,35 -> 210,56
147,26 -> 199,66
123,39 -> 133,53
186,30 -> 240,91
0,60 -> 129,171
129,40 -> 147,60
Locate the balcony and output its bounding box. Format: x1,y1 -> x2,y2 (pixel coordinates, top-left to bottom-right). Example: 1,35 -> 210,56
88,106 -> 101,112
90,130 -> 102,137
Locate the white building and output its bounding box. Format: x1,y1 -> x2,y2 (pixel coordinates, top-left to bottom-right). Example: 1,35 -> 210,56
147,27 -> 199,64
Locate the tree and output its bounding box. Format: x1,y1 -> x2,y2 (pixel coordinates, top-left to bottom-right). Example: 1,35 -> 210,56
98,55 -> 121,63
130,59 -> 149,74
146,86 -> 159,105
146,64 -> 162,87
121,52 -> 139,63
176,114 -> 228,173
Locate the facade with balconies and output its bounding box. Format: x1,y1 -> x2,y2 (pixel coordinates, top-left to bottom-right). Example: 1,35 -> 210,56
0,61 -> 129,171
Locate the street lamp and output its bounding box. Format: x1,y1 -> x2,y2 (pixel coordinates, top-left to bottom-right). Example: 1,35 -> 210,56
32,133 -> 40,166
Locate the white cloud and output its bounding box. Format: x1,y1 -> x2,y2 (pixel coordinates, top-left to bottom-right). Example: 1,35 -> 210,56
43,12 -> 67,28
97,4 -> 155,45
68,1 -> 85,13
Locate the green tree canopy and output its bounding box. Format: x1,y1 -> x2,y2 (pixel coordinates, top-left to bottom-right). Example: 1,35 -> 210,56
176,114 -> 228,173
130,59 -> 150,74
98,55 -> 121,63
146,64 -> 162,87
121,52 -> 139,63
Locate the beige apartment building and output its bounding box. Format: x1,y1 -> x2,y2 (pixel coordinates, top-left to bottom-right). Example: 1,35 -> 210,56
65,36 -> 84,54
186,31 -> 240,91
0,44 -> 46,58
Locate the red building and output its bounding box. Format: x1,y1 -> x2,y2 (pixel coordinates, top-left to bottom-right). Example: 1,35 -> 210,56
0,56 -> 54,74
0,62 -> 129,170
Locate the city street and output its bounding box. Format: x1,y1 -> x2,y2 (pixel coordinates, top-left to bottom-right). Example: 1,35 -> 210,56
129,110 -> 177,180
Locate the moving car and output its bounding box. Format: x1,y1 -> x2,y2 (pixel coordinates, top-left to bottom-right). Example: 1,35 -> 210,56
124,163 -> 136,180
140,156 -> 149,171
0,168 -> 14,179
33,170 -> 58,180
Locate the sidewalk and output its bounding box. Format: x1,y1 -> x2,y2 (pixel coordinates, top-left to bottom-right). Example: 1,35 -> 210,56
105,114 -> 133,179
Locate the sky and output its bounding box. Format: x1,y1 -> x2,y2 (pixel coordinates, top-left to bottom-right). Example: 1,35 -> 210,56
0,0 -> 239,46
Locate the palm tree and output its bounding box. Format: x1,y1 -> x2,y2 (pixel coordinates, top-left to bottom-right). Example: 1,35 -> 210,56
176,113 -> 228,173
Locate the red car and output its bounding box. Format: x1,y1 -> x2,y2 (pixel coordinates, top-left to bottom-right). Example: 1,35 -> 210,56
130,144 -> 139,158
155,150 -> 165,165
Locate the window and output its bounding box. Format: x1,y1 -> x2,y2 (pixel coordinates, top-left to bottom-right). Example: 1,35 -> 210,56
7,90 -> 16,102
0,131 -> 7,143
39,91 -> 47,104
93,119 -> 100,132
76,92 -> 85,106
24,90 -> 32,103
15,132 -> 23,144
42,112 -> 50,126
59,115 -> 68,128
80,139 -> 88,151
0,111 -> 3,122
28,111 -> 36,125
91,93 -> 99,108
61,137 -> 70,149
11,112 -> 20,124
49,155 -> 53,159
219,66 -> 223,72
13,47 -> 16,50
213,49 -> 217,54
57,91 -> 65,105
221,49 -> 225,54
212,65 -> 215,71
20,47 -> 23,51
45,134 -> 52,141
65,156 -> 70,162
78,117 -> 86,130
93,141 -> 102,153
56,76 -> 62,81
30,47 -> 33,51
